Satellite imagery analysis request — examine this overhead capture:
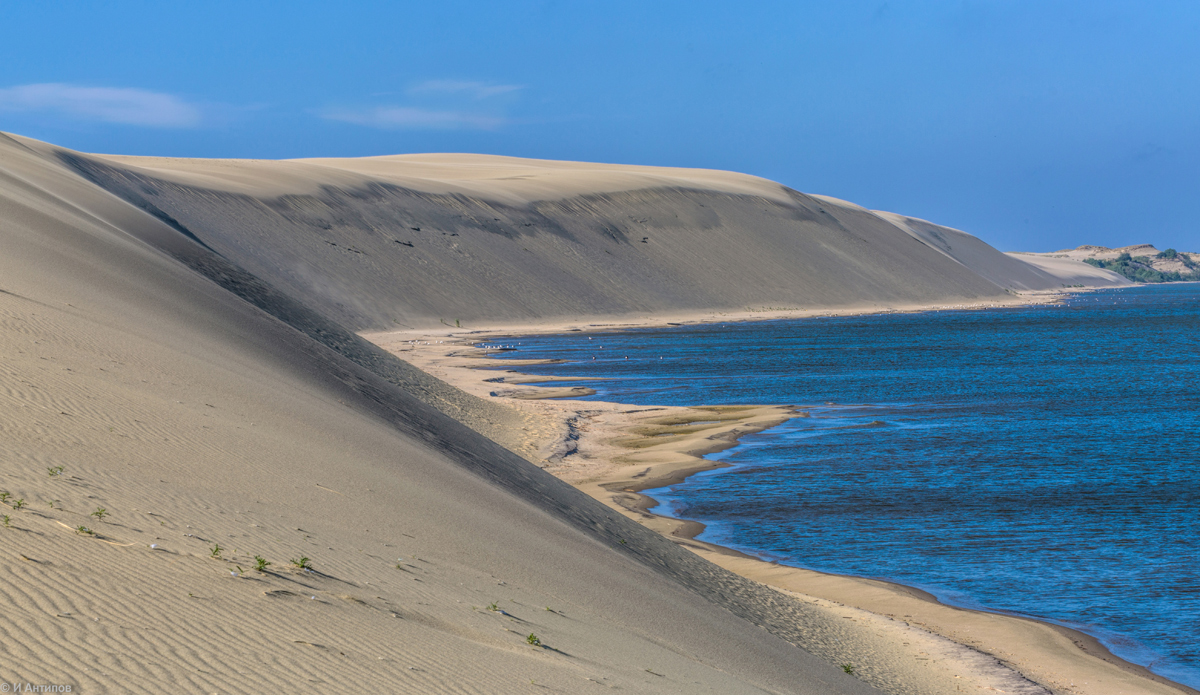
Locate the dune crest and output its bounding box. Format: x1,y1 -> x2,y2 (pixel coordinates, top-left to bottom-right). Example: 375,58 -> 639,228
17,133 -> 1123,332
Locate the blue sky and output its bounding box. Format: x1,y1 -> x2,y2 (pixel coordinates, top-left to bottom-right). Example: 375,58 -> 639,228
2,1 -> 1197,252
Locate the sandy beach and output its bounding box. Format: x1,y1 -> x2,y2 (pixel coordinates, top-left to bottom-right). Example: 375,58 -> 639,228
366,319 -> 1198,695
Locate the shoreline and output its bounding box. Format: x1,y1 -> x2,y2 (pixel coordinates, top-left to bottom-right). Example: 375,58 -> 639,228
362,297 -> 1197,695
566,407 -> 1197,695
617,446 -> 1198,695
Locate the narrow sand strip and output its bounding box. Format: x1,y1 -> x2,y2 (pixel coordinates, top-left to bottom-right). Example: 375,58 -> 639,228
364,314 -> 1197,695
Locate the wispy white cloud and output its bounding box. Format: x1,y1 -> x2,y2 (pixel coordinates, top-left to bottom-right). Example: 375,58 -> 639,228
407,80 -> 523,100
0,83 -> 202,127
320,79 -> 521,131
320,106 -> 505,130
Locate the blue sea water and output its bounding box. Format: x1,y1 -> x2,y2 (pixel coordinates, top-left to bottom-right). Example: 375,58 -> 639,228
488,284 -> 1200,688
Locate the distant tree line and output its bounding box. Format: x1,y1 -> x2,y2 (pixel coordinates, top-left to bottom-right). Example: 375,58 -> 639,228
1084,249 -> 1200,283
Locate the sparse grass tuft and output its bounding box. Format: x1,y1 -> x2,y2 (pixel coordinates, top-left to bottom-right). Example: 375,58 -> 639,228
526,633 -> 542,647
91,507 -> 106,522
487,602 -> 499,612
2,515 -> 10,528
253,555 -> 271,572
842,664 -> 855,675
47,466 -> 64,477
0,492 -> 10,503
210,544 -> 222,559
76,525 -> 94,536
12,499 -> 25,511
291,556 -> 312,570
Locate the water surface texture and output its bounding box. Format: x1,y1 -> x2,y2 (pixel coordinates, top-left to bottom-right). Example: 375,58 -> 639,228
492,284 -> 1200,687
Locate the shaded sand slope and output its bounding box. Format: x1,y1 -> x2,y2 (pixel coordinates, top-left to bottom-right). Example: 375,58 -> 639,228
871,211 -> 1131,290
28,141 -> 1101,332
0,141 -> 921,692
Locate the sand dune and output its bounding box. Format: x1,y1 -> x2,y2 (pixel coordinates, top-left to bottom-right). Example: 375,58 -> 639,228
23,136 -> 1120,333
0,134 -> 911,693
0,132 -> 1176,694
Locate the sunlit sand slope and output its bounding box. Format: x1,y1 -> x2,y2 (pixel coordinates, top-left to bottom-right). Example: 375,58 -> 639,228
1007,253 -> 1134,286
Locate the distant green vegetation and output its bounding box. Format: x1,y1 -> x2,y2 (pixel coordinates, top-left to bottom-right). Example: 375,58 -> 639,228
1085,250 -> 1200,283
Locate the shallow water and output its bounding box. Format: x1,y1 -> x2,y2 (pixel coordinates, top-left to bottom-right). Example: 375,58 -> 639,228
490,284 -> 1200,688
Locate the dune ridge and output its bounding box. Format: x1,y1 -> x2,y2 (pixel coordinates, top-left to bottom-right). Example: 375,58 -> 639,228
0,132 -> 1169,694
29,135 -> 1125,333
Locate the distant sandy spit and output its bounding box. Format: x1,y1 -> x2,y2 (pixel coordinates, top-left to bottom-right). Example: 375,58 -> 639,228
366,321 -> 1196,695
1006,253 -> 1138,286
